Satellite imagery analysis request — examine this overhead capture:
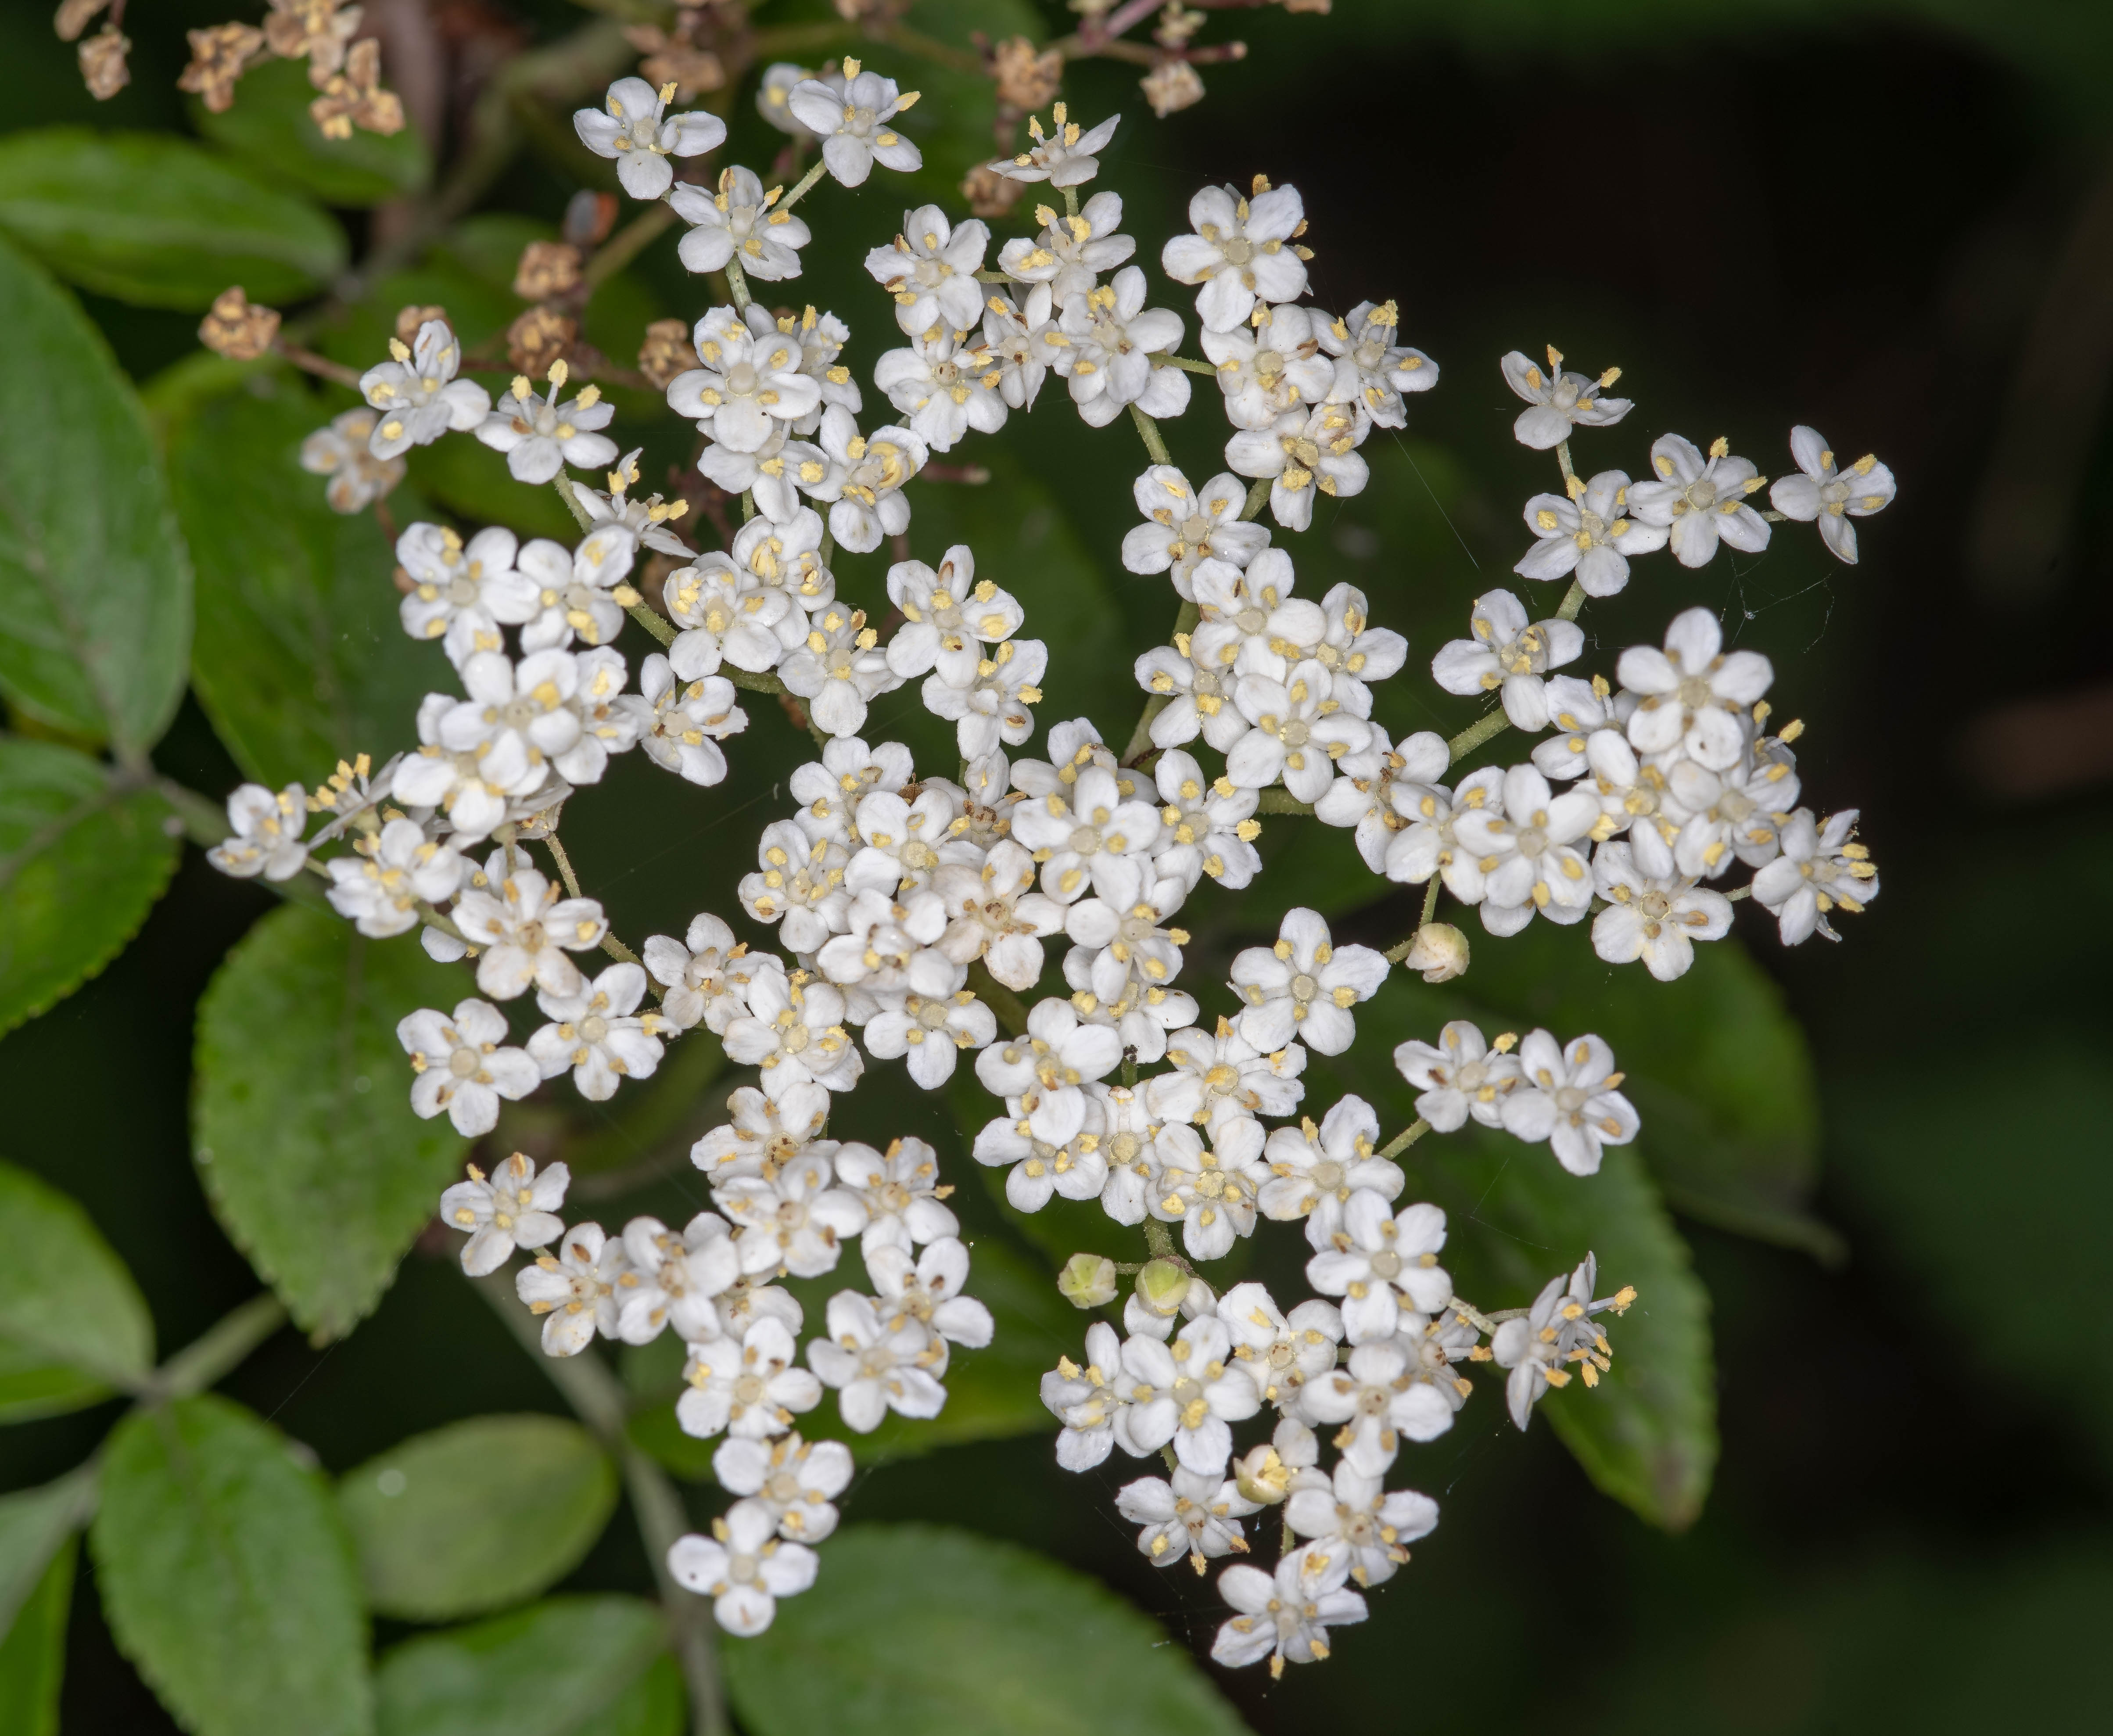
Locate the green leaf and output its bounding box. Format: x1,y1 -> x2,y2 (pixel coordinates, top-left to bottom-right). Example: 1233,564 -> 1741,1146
93,1394 -> 372,1736
724,1524 -> 1246,1736
1425,1133 -> 1719,1530
0,235 -> 193,754
1450,921 -> 1837,1259
0,1159 -> 153,1419
375,1596 -> 673,1736
0,1464 -> 95,1633
192,57 -> 430,209
169,375 -> 450,789
0,1534 -> 72,1736
0,129 -> 346,309
193,904 -> 471,1339
339,1416 -> 619,1621
0,740 -> 179,1037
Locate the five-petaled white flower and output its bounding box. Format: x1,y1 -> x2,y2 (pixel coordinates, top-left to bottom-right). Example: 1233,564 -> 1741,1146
1225,402 -> 1367,532
990,102 -> 1118,187
452,865 -> 609,1001
476,364 -> 618,484
865,203 -> 990,335
1227,660 -> 1374,804
1305,1194 -> 1452,1345
1000,191 -> 1135,306
1430,588 -> 1586,731
1118,1467 -> 1260,1573
671,165 -> 811,281
1229,907 -> 1388,1058
1500,1030 -> 1639,1176
359,318 -> 490,459
1319,299 -> 1437,429
668,307 -> 824,452
1210,1549 -> 1367,1678
1625,433 -> 1772,568
527,960 -> 669,1102
1591,843 -> 1734,983
208,782 -> 310,880
1055,266 -> 1189,427
438,1151 -> 568,1273
667,1502 -> 819,1636
616,1212 -> 740,1344
326,817 -> 464,937
1751,807 -> 1878,944
1162,179 -> 1309,334
516,1221 -> 627,1356
1500,346 -> 1631,448
788,61 -> 922,188
1120,465 -> 1269,597
722,965 -> 863,1100
1512,470 -> 1667,598
574,75 -> 725,200
1285,1461 -> 1439,1588
678,1316 -> 822,1439
1392,1020 -> 1520,1133
1768,425 -> 1896,564
834,1137 -> 958,1252
1301,1339 -> 1457,1468
712,1431 -> 853,1543
1451,764 -> 1601,935
643,912 -> 758,1034
1257,1098 -> 1404,1246
1617,606 -> 1774,771
1491,1253 -> 1633,1429
808,1290 -> 950,1430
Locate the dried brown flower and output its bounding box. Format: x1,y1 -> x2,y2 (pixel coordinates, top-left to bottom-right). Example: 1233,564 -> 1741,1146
1281,0 -> 1331,14
624,18 -> 724,103
310,36 -> 403,138
960,163 -> 1029,220
179,22 -> 265,114
77,24 -> 129,99
513,241 -> 582,301
198,287 -> 282,361
265,0 -> 362,83
1140,57 -> 1204,118
394,303 -> 448,344
638,318 -> 700,389
53,0 -> 109,44
507,306 -> 577,377
991,36 -> 1062,111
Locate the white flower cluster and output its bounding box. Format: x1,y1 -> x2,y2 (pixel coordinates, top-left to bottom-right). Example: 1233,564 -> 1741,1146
220,68 -> 1894,1671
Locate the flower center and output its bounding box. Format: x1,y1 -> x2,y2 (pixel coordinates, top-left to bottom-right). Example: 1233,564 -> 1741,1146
1368,1248 -> 1403,1280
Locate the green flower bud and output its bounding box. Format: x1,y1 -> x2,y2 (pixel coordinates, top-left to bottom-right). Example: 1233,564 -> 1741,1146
1056,1252 -> 1117,1309
1134,1257 -> 1190,1317
1403,921 -> 1470,983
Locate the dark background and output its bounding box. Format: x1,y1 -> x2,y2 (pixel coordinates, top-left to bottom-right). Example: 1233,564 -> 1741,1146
5,0 -> 2112,1729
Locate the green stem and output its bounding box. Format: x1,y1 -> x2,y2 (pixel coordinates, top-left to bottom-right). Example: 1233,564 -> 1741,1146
1142,1219 -> 1177,1261
1240,477 -> 1270,520
628,603 -> 678,648
725,254 -> 752,315
1555,577 -> 1587,623
552,474 -> 595,531
144,1294 -> 288,1402
1421,875 -> 1442,927
1155,354 -> 1218,376
471,1271 -> 728,1736
1129,403 -> 1171,466
1378,1117 -> 1431,1162
1445,707 -> 1511,767
773,157 -> 832,219
1255,789 -> 1313,816
583,203 -> 675,295
967,961 -> 1029,1038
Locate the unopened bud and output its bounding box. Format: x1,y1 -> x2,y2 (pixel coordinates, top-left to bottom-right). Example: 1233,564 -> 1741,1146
1134,1257 -> 1190,1317
1056,1252 -> 1116,1309
1234,1442 -> 1292,1506
1403,922 -> 1470,984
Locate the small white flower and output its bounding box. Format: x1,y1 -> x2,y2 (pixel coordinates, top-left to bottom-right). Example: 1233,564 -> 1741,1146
717,1148 -> 868,1279
1306,1193 -> 1452,1345
1216,1280 -> 1342,1413
662,556 -> 791,683
808,1291 -> 950,1431
1751,807 -> 1878,944
476,367 -> 617,484
1513,470 -> 1667,598
395,524 -> 538,663
802,408 -> 926,553
1040,1321 -> 1127,1469
747,304 -> 861,435
300,408 -> 403,513
872,328 -> 1008,452
1000,191 -> 1135,307
1224,402 -> 1367,531
814,883 -> 954,1002
711,1431 -> 852,1543
1191,550 -> 1325,683
1153,751 -> 1262,890
979,285 -> 1061,410
513,524 -> 641,655
721,965 -> 863,1100
452,865 -> 609,1001
1500,346 -> 1632,448
1257,1098 -> 1404,1247
527,960 -> 669,1102
738,825 -> 850,952
616,1212 -> 740,1344
1591,845 -> 1735,983
1118,1467 -> 1260,1572
1617,606 -> 1773,771
1430,588 -> 1586,731
359,317 -> 490,459
931,840 -> 1064,990
576,447 -> 694,558
1055,266 -> 1189,428
1162,180 -> 1309,334
1500,1030 -> 1639,1176
1318,299 -> 1437,430
778,604 -> 902,739
671,165 -> 810,281
668,307 -> 823,452
973,1099 -> 1108,1214
922,635 -> 1047,761
989,102 -> 1118,188
690,1083 -> 833,1187
1225,660 -> 1373,804
438,1151 -> 568,1274
677,1316 -> 822,1439
1149,1121 -> 1268,1263
1120,465 -> 1268,597
1392,1021 -> 1521,1133
573,75 -> 725,201
1286,1462 -> 1438,1588
1527,677 -> 1617,781
835,1137 -> 957,1252
1315,728 -> 1449,874
1006,760 -> 1166,907
1202,304 -> 1333,431
1769,425 -> 1896,563
1301,1339 -> 1456,1468
326,818 -> 464,937
1115,1317 -> 1260,1474
643,915 -> 757,1035
1148,1018 -> 1305,1135
788,62 -> 922,188
865,203 -> 990,335
975,995 -> 1124,1127
1228,907 -> 1388,1058
207,782 -> 309,880
617,654 -> 745,788
1492,1253 -> 1633,1429
1210,1550 -> 1367,1677
1311,581 -> 1408,716
516,1222 -> 628,1356
866,1235 -> 993,1352
1625,433 -> 1772,568
1133,634 -> 1248,755
1662,746 -> 1799,878
861,990 -> 994,1089
1451,763 -> 1600,935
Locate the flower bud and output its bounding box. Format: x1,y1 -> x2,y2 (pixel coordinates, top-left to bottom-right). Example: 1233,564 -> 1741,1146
1133,1257 -> 1190,1317
1056,1252 -> 1117,1309
1403,921 -> 1470,983
1234,1441 -> 1292,1506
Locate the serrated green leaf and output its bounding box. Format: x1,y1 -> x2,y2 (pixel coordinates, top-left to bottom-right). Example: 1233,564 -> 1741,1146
93,1395 -> 372,1736
0,1159 -> 153,1420
0,1464 -> 95,1633
375,1596 -> 672,1736
192,57 -> 430,208
339,1416 -> 619,1622
724,1524 -> 1246,1736
0,740 -> 179,1037
1448,921 -> 1837,1258
169,375 -> 451,790
0,235 -> 192,753
0,129 -> 346,309
0,1533 -> 72,1736
1426,1133 -> 1718,1530
193,904 -> 470,1339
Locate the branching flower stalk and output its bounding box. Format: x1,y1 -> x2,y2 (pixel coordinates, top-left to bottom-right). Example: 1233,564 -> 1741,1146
201,57 -> 1890,1687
